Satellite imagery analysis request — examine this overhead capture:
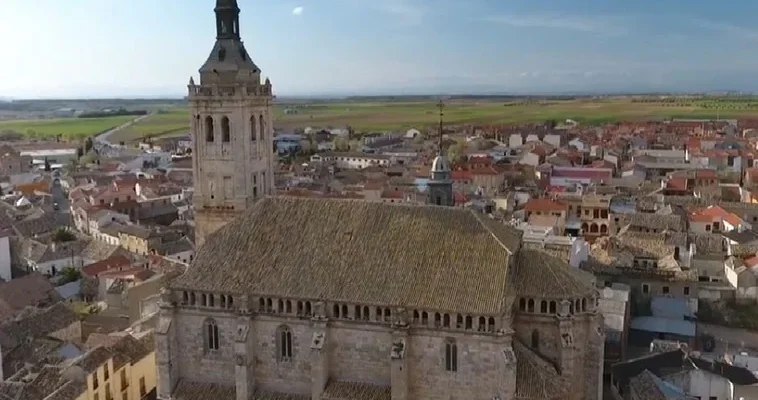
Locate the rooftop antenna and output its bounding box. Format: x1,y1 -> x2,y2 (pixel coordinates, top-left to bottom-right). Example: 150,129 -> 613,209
437,98 -> 445,156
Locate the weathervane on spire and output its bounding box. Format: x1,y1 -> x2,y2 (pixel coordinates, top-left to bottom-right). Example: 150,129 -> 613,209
437,98 -> 445,155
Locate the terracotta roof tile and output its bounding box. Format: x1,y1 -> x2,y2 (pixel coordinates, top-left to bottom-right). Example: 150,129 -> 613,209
172,197 -> 521,315
513,249 -> 596,299
513,340 -> 566,400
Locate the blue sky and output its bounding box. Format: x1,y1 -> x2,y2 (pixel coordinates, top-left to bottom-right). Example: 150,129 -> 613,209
3,0 -> 758,98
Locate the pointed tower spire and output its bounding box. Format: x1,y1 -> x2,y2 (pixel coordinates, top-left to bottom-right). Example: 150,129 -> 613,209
428,98 -> 453,206
214,0 -> 241,40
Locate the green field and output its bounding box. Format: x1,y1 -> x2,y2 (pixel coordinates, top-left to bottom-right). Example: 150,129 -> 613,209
6,97 -> 758,143
0,115 -> 135,140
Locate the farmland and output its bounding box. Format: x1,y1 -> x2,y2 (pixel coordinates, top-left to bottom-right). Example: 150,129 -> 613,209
6,96 -> 758,143
0,115 -> 135,140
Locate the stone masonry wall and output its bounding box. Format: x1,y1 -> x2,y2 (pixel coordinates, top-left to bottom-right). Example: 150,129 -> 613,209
174,310 -> 237,386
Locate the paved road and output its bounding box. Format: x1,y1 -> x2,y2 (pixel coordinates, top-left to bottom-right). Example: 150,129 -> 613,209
94,113 -> 151,148
51,180 -> 69,214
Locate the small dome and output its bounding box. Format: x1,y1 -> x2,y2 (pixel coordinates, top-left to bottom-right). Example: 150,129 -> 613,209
431,155 -> 451,173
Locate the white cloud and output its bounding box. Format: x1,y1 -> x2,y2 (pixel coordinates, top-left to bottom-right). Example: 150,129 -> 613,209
484,14 -> 625,34
292,6 -> 304,16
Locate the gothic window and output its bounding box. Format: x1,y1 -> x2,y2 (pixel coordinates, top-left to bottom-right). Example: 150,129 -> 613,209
221,117 -> 231,142
259,115 -> 265,144
205,116 -> 214,142
531,330 -> 540,349
205,319 -> 219,351
444,339 -> 458,372
540,300 -> 548,313
277,325 -> 293,361
250,115 -> 257,142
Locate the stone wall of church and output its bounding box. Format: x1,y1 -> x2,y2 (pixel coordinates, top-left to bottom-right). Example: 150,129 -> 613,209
173,310 -> 238,386
408,331 -> 515,400
169,307 -> 516,400
194,209 -> 241,247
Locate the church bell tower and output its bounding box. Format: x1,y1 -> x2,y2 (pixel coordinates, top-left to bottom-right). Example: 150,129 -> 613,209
188,0 -> 276,247
427,100 -> 454,206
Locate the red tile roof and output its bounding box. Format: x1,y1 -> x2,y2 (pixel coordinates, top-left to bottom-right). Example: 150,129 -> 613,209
81,255 -> 133,278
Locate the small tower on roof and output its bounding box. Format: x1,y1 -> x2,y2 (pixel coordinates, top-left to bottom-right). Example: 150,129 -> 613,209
428,99 -> 454,206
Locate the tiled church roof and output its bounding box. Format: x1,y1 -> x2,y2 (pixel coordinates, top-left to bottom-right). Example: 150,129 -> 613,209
172,197 -> 521,315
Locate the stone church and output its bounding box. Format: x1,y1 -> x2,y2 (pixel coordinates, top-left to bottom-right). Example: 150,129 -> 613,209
156,1 -> 605,399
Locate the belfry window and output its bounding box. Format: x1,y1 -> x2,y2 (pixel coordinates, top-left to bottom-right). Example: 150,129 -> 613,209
205,116 -> 214,142
259,115 -> 265,143
445,339 -> 458,372
221,117 -> 231,142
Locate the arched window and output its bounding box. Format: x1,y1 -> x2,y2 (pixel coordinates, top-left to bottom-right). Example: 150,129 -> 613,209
434,312 -> 441,327
250,115 -> 257,142
478,316 -> 486,332
277,326 -> 293,361
590,223 -> 599,233
342,305 -> 349,319
549,301 -> 557,314
297,301 -> 303,315
531,330 -> 539,349
277,299 -> 284,313
266,298 -> 273,313
582,298 -> 587,312
600,224 -> 608,234
443,314 -> 450,328
205,319 -> 219,350
227,295 -> 233,308
445,339 -> 458,372
519,298 -> 526,311
221,116 -> 231,142
182,291 -> 188,305
201,293 -> 207,307
488,317 -> 495,332
540,300 -> 548,313
421,311 -> 428,325
465,316 -> 473,330
259,298 -> 265,311
362,306 -> 369,321
412,310 -> 419,323
205,116 -> 214,142
305,302 -> 312,316
384,308 -> 391,322
220,295 -> 226,308
456,314 -> 463,329
375,307 -> 382,321
208,294 -> 215,307
527,299 -> 535,313
356,305 -> 362,320
259,115 -> 265,143
284,300 -> 291,314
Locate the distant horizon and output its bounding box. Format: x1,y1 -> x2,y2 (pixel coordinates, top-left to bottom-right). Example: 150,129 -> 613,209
2,89 -> 756,102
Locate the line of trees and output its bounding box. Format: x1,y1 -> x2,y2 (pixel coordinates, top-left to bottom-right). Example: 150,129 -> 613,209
78,108 -> 147,118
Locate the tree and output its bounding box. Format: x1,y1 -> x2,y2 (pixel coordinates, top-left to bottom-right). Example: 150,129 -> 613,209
59,266 -> 81,285
84,137 -> 93,153
333,136 -> 350,152
52,228 -> 76,243
447,141 -> 466,164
